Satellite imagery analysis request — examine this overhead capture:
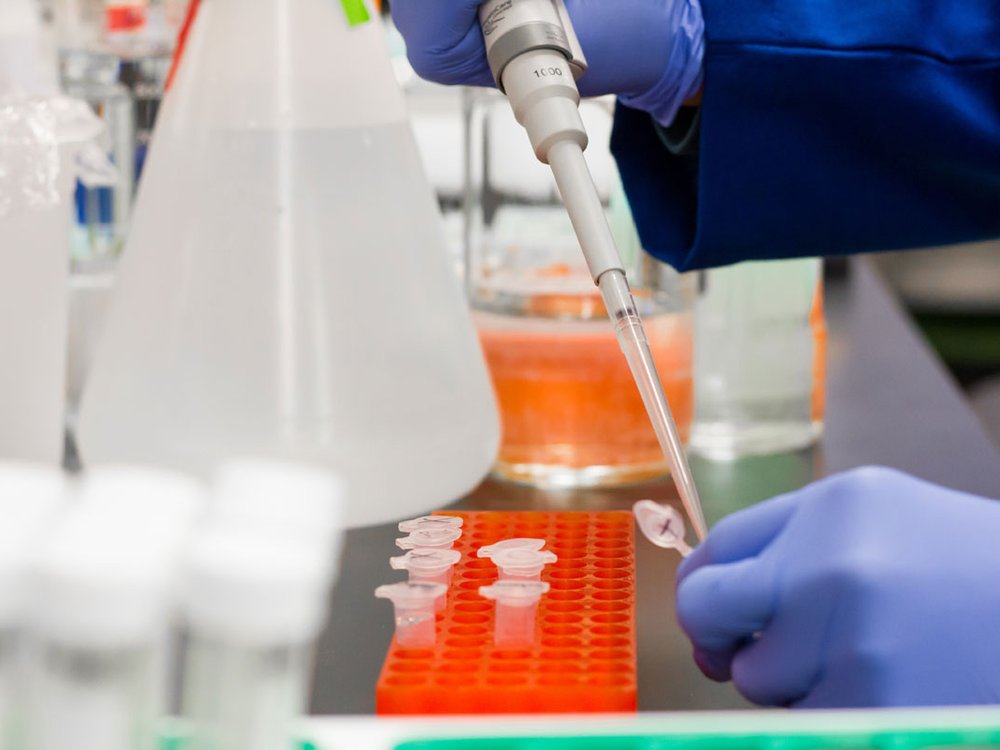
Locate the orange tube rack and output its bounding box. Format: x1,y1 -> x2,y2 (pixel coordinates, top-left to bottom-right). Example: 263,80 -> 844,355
375,510 -> 637,714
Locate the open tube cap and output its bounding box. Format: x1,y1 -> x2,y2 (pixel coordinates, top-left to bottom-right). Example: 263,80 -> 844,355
32,513 -> 174,650
633,500 -> 693,557
490,547 -> 557,579
398,515 -> 463,533
477,538 -> 546,559
395,526 -> 462,550
390,549 -> 462,576
78,465 -> 209,548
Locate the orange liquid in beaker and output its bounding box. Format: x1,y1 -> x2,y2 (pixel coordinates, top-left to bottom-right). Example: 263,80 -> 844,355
477,305 -> 693,486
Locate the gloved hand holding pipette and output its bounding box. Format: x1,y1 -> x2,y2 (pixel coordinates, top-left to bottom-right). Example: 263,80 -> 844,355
676,467 -> 1000,707
391,0 -> 704,126
394,0 -> 709,539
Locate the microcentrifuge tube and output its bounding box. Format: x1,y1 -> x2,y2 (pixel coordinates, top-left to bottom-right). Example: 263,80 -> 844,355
479,581 -> 550,647
375,582 -> 447,648
489,547 -> 557,582
398,515 -> 463,533
395,526 -> 462,550
477,538 -> 546,559
389,549 -> 462,586
633,500 -> 693,557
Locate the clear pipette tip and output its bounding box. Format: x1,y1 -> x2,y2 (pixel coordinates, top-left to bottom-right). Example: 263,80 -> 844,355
632,500 -> 693,557
598,270 -> 708,541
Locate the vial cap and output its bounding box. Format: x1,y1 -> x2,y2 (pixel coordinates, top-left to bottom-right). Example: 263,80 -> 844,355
181,527 -> 331,647
390,548 -> 462,574
477,538 -> 546,559
491,547 -> 557,574
395,526 -> 462,550
398,515 -> 463,533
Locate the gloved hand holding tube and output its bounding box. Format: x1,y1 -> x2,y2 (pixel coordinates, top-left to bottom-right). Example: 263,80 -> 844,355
391,0 -> 704,127
676,467 -> 1000,707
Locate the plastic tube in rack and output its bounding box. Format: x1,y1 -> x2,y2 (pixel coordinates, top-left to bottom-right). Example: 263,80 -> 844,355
398,515 -> 463,533
479,580 -> 550,647
477,538 -> 546,559
375,582 -> 448,647
395,526 -> 462,550
488,547 -> 557,582
389,549 -> 462,586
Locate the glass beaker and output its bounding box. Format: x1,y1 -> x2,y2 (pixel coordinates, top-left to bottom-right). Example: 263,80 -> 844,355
690,258 -> 826,459
466,92 -> 694,488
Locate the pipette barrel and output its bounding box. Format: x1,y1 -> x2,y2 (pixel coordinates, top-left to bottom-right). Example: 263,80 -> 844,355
547,139 -> 707,540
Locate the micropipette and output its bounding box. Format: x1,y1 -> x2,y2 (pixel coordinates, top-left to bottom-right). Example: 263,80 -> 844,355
477,0 -> 708,539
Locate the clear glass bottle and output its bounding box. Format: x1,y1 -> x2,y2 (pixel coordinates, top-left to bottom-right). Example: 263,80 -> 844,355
466,92 -> 694,487
691,258 -> 825,458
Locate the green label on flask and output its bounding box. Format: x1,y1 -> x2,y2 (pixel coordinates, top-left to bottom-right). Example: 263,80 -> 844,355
340,0 -> 371,26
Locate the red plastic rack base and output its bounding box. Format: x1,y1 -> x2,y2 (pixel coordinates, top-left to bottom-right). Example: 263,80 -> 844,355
375,510 -> 636,715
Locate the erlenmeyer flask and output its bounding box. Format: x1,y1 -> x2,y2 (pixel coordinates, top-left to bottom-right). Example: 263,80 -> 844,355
76,0 -> 499,526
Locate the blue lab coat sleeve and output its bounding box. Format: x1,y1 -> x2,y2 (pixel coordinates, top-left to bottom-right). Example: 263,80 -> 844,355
610,0 -> 1000,271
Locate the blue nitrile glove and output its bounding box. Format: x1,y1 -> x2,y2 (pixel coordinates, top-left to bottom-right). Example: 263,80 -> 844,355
676,467 -> 1000,707
391,0 -> 704,127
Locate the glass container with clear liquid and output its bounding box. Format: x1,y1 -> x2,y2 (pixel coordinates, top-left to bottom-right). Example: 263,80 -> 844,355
77,0 -> 499,526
